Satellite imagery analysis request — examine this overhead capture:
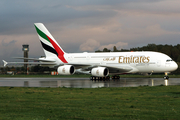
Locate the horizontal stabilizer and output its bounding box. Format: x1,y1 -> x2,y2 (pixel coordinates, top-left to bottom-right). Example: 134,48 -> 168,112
2,60 -> 8,67
2,60 -> 57,67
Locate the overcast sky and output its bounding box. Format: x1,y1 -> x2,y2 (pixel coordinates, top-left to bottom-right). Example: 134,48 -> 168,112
1,0 -> 180,62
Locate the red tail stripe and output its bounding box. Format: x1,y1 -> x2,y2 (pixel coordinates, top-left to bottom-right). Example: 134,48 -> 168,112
46,35 -> 68,63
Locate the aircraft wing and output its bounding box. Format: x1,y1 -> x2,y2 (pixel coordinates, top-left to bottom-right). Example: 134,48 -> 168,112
3,57 -> 57,67
3,58 -> 132,74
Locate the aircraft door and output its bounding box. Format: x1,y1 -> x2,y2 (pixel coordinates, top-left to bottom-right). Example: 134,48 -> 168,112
86,55 -> 91,60
68,56 -> 73,61
157,60 -> 161,67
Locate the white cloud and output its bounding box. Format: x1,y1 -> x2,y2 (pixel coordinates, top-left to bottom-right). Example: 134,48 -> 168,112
79,39 -> 100,51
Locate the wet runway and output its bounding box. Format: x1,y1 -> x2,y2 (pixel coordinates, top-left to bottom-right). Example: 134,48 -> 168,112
0,77 -> 180,88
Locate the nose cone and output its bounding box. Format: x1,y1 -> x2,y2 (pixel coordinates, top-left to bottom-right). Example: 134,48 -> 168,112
171,61 -> 178,71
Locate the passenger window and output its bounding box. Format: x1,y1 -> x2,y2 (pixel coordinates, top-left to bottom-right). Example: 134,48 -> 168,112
166,59 -> 172,62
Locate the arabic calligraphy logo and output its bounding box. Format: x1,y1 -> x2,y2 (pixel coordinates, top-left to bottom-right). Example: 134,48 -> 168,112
103,57 -> 116,61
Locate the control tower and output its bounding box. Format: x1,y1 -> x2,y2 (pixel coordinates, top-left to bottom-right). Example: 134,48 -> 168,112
22,44 -> 29,70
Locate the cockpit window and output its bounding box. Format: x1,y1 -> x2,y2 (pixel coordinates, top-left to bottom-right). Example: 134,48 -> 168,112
166,59 -> 173,62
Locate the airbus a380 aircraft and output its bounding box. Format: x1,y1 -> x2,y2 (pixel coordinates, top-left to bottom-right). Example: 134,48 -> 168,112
3,23 -> 178,80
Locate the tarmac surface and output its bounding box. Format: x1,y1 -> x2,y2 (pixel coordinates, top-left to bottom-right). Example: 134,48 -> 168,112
0,77 -> 180,88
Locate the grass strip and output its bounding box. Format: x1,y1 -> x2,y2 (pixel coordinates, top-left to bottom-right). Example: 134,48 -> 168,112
0,86 -> 180,119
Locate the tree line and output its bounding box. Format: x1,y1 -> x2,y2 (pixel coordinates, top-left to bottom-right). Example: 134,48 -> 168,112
96,44 -> 180,62
96,44 -> 180,74
0,66 -> 55,75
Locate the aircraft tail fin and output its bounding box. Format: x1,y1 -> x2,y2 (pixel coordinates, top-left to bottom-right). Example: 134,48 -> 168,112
34,23 -> 68,63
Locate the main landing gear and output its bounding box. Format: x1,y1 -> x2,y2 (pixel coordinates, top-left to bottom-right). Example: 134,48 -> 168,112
90,76 -> 110,81
90,75 -> 120,81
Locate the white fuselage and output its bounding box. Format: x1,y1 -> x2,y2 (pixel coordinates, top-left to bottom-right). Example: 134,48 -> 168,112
52,51 -> 178,75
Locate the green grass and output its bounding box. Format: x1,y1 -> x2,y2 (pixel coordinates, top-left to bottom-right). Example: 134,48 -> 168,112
0,86 -> 180,119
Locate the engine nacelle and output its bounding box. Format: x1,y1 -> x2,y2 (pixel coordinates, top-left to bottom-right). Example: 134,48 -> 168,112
91,67 -> 109,77
57,65 -> 75,75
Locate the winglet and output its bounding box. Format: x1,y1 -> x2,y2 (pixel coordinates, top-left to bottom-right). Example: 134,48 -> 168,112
2,60 -> 8,67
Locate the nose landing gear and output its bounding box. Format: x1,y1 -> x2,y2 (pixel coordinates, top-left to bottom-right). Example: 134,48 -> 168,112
164,72 -> 169,80
163,76 -> 169,80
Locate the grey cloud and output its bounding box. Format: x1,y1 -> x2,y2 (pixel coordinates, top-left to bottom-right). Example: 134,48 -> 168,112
1,40 -> 17,46
79,39 -> 100,51
0,0 -> 116,35
0,0 -> 165,35
0,0 -> 180,62
99,42 -> 128,51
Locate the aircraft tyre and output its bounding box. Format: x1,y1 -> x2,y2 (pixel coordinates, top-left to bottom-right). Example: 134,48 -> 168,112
163,76 -> 169,80
111,75 -> 120,80
90,76 -> 110,81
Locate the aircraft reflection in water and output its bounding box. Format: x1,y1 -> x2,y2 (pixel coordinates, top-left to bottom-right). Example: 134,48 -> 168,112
164,80 -> 168,86
0,78 -> 179,88
21,79 -> 180,87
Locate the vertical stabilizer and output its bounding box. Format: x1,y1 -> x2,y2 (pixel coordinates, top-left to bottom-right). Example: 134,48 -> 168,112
34,23 -> 68,63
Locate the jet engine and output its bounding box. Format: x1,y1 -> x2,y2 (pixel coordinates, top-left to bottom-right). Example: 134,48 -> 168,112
57,65 -> 75,75
91,67 -> 109,77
